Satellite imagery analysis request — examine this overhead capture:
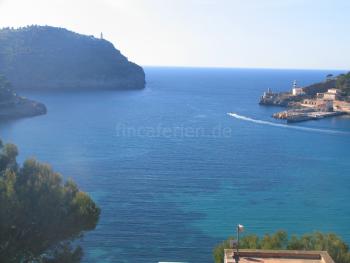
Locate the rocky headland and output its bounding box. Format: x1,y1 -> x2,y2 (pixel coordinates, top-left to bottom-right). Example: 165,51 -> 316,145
0,77 -> 46,120
0,26 -> 145,90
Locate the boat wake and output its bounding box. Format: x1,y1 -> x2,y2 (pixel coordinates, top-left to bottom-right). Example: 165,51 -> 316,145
227,112 -> 349,135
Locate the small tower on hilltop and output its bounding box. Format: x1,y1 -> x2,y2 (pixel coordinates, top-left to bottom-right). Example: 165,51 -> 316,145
100,32 -> 103,40
292,80 -> 297,89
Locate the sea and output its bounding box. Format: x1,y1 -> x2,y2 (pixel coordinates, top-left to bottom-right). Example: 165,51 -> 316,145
0,67 -> 350,263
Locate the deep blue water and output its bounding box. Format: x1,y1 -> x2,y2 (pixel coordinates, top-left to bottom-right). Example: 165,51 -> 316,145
1,67 -> 350,263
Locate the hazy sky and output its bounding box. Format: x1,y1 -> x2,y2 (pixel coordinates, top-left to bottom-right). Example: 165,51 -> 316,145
0,0 -> 349,69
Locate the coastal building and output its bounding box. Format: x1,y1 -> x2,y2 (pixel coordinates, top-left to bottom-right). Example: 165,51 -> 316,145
292,87 -> 305,96
224,249 -> 335,263
301,99 -> 333,111
263,88 -> 273,98
322,89 -> 342,101
334,100 -> 350,113
316,93 -> 324,99
302,99 -> 318,107
323,93 -> 337,100
321,100 -> 334,111
291,80 -> 305,96
328,88 -> 341,94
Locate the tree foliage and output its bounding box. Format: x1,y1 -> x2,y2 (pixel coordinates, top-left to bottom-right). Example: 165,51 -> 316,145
0,139 -> 100,262
213,230 -> 350,263
336,72 -> 350,95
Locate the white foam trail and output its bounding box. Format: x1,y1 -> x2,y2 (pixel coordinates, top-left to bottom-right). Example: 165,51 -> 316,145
227,112 -> 349,135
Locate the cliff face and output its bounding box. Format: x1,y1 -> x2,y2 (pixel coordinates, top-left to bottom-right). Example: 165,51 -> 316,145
0,26 -> 145,90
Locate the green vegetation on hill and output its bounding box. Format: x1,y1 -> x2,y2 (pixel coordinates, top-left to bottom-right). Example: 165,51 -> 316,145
303,78 -> 337,96
302,72 -> 350,97
0,139 -> 100,262
336,72 -> 350,95
0,25 -> 145,90
213,231 -> 350,263
0,75 -> 16,102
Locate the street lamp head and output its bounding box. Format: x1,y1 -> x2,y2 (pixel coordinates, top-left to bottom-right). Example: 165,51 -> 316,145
237,224 -> 244,233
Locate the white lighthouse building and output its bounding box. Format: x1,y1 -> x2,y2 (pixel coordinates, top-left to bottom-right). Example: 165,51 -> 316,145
291,80 -> 305,96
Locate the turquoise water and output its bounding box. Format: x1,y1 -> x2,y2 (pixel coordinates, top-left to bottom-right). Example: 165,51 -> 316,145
0,67 -> 350,262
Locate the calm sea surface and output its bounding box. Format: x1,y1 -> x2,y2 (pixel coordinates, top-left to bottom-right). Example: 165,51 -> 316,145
1,67 -> 350,262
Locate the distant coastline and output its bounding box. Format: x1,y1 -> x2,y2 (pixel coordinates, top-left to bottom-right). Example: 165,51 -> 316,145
259,73 -> 350,123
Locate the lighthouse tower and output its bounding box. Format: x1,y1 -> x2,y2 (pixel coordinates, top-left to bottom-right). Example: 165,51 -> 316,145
291,80 -> 305,96
100,32 -> 103,40
292,80 -> 297,89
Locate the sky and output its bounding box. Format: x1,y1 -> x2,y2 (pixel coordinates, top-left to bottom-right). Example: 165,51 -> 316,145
0,0 -> 349,70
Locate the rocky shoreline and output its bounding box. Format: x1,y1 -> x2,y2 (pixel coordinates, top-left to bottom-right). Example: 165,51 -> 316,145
259,91 -> 304,107
0,97 -> 46,120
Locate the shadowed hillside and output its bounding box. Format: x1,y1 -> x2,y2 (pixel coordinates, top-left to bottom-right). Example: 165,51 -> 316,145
0,26 -> 145,90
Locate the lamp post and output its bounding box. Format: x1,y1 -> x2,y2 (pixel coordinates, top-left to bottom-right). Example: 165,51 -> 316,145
235,224 -> 244,263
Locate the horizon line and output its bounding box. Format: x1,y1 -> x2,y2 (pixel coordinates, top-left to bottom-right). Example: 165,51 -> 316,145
141,65 -> 349,72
